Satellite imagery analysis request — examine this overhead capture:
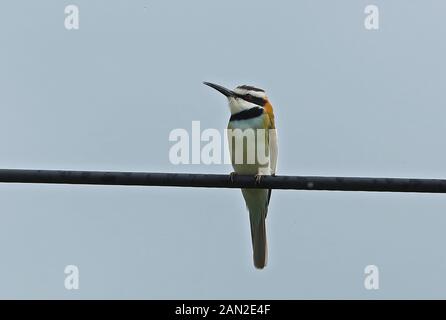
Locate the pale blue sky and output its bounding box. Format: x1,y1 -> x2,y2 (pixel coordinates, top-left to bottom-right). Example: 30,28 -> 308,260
0,0 -> 445,298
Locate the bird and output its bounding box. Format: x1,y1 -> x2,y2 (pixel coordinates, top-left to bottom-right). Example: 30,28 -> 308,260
203,82 -> 278,269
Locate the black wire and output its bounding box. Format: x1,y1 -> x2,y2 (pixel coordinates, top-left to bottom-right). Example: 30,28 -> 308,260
1,169 -> 446,193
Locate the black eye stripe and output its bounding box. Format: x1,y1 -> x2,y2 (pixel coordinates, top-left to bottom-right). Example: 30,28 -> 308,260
235,93 -> 265,106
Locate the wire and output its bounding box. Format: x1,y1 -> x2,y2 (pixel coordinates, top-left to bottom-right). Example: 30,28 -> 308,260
0,169 -> 445,193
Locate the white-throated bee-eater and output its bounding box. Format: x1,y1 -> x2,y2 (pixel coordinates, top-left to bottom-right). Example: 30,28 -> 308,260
203,82 -> 278,269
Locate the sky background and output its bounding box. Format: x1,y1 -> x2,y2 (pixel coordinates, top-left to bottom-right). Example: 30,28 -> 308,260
0,0 -> 445,299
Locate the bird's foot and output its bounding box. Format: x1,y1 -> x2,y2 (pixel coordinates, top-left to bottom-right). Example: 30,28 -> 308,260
255,174 -> 265,185
229,172 -> 238,183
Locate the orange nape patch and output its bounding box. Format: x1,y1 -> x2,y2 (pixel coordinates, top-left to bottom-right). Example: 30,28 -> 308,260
264,100 -> 276,129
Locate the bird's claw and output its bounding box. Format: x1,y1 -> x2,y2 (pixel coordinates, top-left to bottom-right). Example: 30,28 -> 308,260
229,172 -> 238,183
255,174 -> 264,185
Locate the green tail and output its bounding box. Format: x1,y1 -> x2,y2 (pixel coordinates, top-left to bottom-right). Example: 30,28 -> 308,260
242,188 -> 269,269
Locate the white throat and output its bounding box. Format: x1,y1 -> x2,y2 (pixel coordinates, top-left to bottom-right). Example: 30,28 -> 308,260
228,97 -> 257,115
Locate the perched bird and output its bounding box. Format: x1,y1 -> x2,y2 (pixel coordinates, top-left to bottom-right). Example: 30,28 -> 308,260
203,82 -> 278,269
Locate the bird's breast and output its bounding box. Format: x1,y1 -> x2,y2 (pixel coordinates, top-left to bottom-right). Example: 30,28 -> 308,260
227,114 -> 270,174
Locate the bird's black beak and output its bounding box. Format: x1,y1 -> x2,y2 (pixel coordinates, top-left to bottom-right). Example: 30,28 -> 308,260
203,82 -> 234,97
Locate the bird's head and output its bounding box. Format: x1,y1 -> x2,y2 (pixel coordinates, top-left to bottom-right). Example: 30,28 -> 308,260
203,82 -> 268,115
